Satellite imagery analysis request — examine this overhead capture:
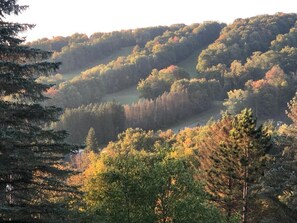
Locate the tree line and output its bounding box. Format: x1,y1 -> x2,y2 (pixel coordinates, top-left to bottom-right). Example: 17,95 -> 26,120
52,101 -> 125,145
28,26 -> 173,73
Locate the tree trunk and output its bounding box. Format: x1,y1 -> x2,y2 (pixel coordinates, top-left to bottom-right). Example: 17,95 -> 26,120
242,166 -> 248,223
242,179 -> 248,223
227,177 -> 232,223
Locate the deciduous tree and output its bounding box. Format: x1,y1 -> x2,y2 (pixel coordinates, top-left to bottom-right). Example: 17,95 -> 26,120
83,129 -> 223,223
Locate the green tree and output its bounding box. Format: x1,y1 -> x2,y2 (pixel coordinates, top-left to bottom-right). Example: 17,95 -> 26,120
223,89 -> 251,115
0,1 -> 77,221
254,133 -> 297,222
287,92 -> 297,123
231,109 -> 271,222
84,129 -> 223,223
224,66 -> 295,118
137,66 -> 190,100
85,127 -> 99,152
245,96 -> 297,222
53,101 -> 125,145
252,95 -> 297,222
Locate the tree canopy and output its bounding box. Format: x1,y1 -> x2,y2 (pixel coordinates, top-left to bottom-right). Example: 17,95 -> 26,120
83,128 -> 224,223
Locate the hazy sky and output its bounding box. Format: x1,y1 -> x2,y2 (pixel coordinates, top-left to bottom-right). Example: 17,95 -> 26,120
10,0 -> 297,41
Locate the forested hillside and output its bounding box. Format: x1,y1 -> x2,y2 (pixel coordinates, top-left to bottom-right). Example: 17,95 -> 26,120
197,13 -> 297,118
37,13 -> 297,147
3,4 -> 296,221
44,22 -> 224,108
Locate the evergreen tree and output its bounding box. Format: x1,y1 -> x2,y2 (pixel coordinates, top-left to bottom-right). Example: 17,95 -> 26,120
252,95 -> 297,222
254,137 -> 297,222
206,114 -> 242,221
231,109 -> 271,223
206,109 -> 271,222
0,1 -> 77,221
85,127 -> 98,152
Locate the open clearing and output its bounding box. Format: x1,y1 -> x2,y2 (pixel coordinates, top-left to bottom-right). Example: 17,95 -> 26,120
177,48 -> 208,78
168,101 -> 225,132
61,46 -> 134,80
102,86 -> 140,105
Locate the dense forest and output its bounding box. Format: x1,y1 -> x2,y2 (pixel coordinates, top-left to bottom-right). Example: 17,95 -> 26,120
1,0 -> 297,222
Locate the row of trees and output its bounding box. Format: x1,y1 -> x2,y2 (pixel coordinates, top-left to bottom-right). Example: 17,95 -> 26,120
52,101 -> 125,145
29,26 -> 174,73
27,33 -> 87,52
49,22 -> 224,108
53,27 -> 173,73
125,90 -> 196,130
221,46 -> 297,92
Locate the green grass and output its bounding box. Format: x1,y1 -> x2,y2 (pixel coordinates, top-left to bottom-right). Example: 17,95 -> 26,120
94,46 -> 133,67
177,51 -> 201,77
102,85 -> 140,105
168,101 -> 225,132
61,46 -> 134,81
168,101 -> 291,133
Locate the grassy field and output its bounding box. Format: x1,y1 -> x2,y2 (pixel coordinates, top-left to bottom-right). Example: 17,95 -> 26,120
168,102 -> 291,133
168,101 -> 225,132
102,85 -> 140,105
61,46 -> 134,81
177,50 -> 204,77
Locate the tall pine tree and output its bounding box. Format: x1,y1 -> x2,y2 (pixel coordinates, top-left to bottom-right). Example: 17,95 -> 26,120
0,1 -> 77,222
85,127 -> 98,152
231,109 -> 271,223
206,114 -> 242,221
206,109 -> 271,222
